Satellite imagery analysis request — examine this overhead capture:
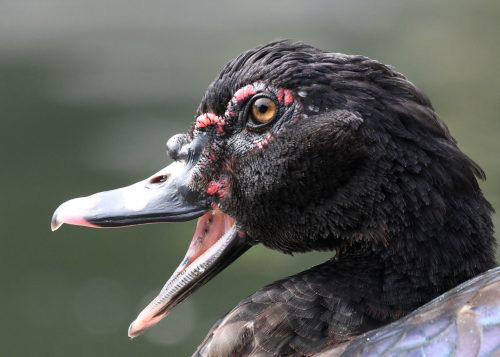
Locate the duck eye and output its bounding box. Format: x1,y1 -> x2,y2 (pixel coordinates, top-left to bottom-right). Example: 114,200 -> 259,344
250,97 -> 277,124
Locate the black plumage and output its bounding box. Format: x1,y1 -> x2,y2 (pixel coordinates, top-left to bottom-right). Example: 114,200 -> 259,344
52,40 -> 499,356
192,41 -> 496,355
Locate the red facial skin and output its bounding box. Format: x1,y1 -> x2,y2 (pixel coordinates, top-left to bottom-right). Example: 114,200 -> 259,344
277,88 -> 295,106
233,84 -> 256,102
199,83 -> 296,198
224,84 -> 257,119
224,83 -> 297,121
207,179 -> 229,199
207,181 -> 222,196
196,113 -> 225,134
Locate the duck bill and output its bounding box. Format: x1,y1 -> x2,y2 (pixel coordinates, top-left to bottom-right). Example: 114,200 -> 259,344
51,134 -> 252,338
51,160 -> 207,231
128,212 -> 250,338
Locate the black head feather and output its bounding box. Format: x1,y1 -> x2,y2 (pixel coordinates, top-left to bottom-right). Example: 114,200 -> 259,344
190,42 -> 497,355
191,40 -> 495,305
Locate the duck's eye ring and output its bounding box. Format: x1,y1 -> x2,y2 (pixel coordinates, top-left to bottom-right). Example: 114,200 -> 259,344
250,97 -> 278,125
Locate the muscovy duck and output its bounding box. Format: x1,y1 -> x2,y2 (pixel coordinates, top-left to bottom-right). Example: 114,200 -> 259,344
51,41 -> 500,356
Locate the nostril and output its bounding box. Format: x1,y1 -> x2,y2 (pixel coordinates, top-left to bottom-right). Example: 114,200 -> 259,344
149,175 -> 168,185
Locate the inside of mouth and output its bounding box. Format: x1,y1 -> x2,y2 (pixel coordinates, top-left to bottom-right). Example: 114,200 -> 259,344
183,208 -> 236,268
129,208 -> 236,337
158,208 -> 236,299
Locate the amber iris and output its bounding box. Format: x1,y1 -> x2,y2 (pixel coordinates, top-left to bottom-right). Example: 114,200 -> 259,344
251,97 -> 277,124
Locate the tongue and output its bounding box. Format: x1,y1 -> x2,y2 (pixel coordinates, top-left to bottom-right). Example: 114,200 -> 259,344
128,208 -> 237,337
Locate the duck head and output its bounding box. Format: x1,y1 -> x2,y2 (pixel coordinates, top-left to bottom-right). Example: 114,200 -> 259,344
51,41 -> 495,338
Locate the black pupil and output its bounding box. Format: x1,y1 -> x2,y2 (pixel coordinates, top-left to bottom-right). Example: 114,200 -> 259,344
255,99 -> 269,113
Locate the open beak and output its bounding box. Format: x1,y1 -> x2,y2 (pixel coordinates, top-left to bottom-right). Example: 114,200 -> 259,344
51,133 -> 251,338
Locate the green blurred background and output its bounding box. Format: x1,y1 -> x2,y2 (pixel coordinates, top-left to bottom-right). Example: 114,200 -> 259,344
1,0 -> 499,355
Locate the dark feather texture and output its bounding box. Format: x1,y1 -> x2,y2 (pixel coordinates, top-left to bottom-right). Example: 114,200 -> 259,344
50,40 -> 497,354
195,266 -> 500,356
339,266 -> 500,357
187,41 -> 497,356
